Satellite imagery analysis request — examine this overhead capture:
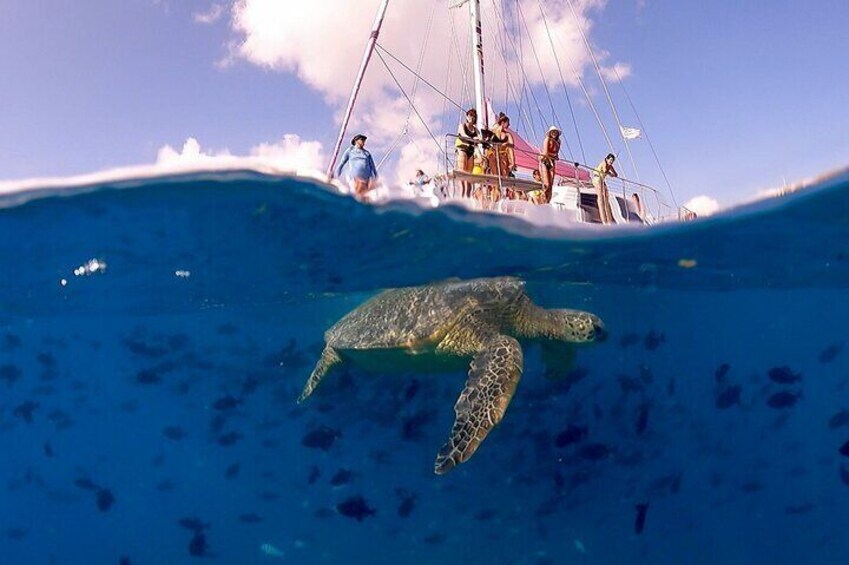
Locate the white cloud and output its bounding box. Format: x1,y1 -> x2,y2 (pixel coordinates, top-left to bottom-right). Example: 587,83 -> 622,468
0,135 -> 327,198
683,195 -> 720,217
249,134 -> 325,170
599,61 -> 632,82
225,0 -> 627,176
193,3 -> 225,25
155,135 -> 326,172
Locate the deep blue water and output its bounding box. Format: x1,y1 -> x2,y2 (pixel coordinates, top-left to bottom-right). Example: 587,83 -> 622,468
1,169 -> 849,564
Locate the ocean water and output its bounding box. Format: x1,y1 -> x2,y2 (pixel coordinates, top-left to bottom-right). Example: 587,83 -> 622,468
1,169 -> 848,564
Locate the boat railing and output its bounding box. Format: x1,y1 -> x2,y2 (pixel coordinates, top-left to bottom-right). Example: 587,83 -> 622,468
442,134 -> 691,223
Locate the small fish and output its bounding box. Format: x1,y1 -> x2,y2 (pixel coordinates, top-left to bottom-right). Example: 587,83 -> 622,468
188,531 -> 209,557
768,366 -> 801,384
13,401 -> 39,423
96,488 -> 115,512
260,543 -> 285,558
336,495 -> 376,522
7,527 -> 27,540
119,557 -> 132,565
302,426 -> 341,451
330,468 -> 354,486
828,410 -> 849,430
714,363 -> 731,384
213,394 -> 242,411
715,385 -> 741,409
37,352 -> 57,368
401,409 -> 436,441
43,442 -> 54,458
3,333 -> 21,349
634,503 -> 649,534
644,331 -> 666,351
840,440 -> 849,457
574,539 -> 587,554
225,463 -> 240,479
666,378 -> 676,397
0,364 -> 22,386
819,343 -> 844,364
555,425 -> 588,448
767,390 -> 802,409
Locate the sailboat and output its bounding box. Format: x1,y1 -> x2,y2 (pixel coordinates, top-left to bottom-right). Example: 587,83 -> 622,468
327,0 -> 690,225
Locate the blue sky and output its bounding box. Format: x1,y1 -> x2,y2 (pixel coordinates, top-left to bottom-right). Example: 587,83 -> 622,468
1,0 -> 847,209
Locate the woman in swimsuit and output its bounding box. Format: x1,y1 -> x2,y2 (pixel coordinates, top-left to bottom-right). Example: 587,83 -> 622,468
455,108 -> 479,198
539,126 -> 561,204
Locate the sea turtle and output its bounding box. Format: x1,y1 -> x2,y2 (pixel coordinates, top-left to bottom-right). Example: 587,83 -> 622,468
298,277 -> 606,474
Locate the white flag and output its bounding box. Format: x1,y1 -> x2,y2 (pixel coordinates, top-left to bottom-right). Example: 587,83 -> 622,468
621,126 -> 642,140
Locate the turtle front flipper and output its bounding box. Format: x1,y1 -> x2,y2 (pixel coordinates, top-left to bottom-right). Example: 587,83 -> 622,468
298,346 -> 342,403
434,335 -> 523,475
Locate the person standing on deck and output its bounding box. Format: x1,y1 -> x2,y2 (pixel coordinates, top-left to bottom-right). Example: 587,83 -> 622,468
455,108 -> 480,198
491,112 -> 516,178
538,126 -> 561,204
593,153 -> 618,224
335,134 -> 378,199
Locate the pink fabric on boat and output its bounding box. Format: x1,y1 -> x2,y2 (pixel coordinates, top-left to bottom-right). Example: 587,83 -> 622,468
511,131 -> 590,181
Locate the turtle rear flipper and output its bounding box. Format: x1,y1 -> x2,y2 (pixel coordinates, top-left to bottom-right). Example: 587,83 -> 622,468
298,346 -> 341,403
434,335 -> 523,474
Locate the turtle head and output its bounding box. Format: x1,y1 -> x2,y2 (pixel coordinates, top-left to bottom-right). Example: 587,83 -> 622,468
557,309 -> 606,343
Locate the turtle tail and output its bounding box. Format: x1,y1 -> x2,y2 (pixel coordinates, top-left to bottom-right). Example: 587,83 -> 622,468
298,346 -> 342,403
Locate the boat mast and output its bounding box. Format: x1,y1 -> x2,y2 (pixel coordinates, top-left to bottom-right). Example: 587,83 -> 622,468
326,0 -> 390,178
469,0 -> 487,131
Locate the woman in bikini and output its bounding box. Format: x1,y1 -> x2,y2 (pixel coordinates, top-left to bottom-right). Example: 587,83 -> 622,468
539,126 -> 561,204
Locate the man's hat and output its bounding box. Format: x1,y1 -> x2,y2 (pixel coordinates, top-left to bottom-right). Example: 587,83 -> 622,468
351,134 -> 367,145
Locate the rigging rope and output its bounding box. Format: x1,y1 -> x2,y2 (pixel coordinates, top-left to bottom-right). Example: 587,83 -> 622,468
611,65 -> 679,208
485,0 -> 549,146
376,0 -> 437,170
564,0 -> 639,180
374,48 -> 443,156
448,5 -> 473,109
514,0 -> 575,160
536,0 -> 586,164
374,45 -> 463,112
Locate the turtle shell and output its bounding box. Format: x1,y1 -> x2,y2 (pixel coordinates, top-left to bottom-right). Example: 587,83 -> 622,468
325,277 -> 525,350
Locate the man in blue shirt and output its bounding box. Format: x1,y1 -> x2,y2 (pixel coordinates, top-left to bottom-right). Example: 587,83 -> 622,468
335,134 -> 378,198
